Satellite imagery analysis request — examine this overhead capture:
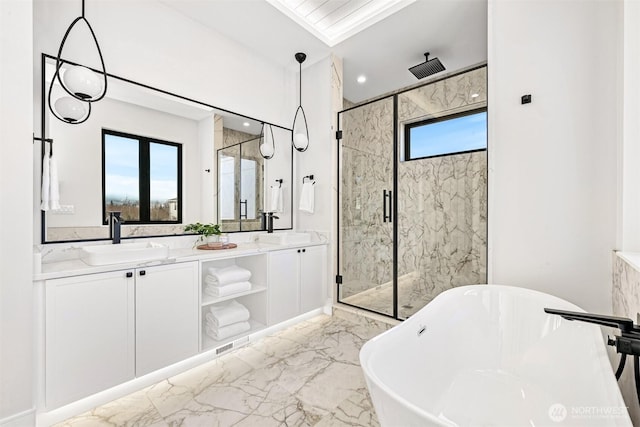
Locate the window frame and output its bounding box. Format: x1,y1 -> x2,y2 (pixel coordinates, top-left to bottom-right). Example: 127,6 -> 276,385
101,129 -> 182,225
403,107 -> 487,161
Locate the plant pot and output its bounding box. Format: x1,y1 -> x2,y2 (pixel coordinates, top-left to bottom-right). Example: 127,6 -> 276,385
206,235 -> 222,248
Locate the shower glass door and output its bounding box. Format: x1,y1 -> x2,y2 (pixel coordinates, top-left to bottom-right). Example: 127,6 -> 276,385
337,97 -> 395,317
337,66 -> 487,320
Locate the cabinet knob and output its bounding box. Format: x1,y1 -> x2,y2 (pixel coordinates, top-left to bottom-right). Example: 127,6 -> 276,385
139,270 -> 146,276
297,249 -> 301,253
302,249 -> 306,253
126,272 -> 133,278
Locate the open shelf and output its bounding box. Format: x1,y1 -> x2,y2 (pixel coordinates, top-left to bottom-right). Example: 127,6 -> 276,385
201,319 -> 266,352
201,285 -> 267,307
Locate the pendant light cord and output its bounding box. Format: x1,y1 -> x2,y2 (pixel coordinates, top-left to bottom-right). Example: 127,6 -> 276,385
81,0 -> 85,18
299,60 -> 302,107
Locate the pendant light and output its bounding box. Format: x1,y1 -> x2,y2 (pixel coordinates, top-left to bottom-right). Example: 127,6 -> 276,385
259,123 -> 275,159
48,0 -> 108,124
292,52 -> 309,152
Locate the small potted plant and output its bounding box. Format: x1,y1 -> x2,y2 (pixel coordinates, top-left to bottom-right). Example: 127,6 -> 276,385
184,222 -> 222,247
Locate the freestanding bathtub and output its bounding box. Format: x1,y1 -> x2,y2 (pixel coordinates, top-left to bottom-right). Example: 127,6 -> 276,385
360,285 -> 632,426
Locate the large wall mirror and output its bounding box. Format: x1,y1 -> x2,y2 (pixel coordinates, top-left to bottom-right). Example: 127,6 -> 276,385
39,54 -> 293,243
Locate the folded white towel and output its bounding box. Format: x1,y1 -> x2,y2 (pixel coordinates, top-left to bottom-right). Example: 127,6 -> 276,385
205,321 -> 251,341
204,281 -> 252,298
206,265 -> 251,286
49,153 -> 61,211
299,181 -> 315,214
207,300 -> 250,327
270,185 -> 284,213
40,152 -> 50,211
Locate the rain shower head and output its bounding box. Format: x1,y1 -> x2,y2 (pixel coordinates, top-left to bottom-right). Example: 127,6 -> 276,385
408,52 -> 445,79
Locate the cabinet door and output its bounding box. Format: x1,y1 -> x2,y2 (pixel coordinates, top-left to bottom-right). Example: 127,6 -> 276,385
267,249 -> 300,325
300,246 -> 327,313
136,262 -> 198,376
46,270 -> 135,409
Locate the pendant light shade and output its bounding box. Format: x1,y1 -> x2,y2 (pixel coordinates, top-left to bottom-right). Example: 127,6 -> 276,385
48,0 -> 107,125
259,123 -> 275,159
54,96 -> 89,123
62,65 -> 104,100
292,52 -> 309,152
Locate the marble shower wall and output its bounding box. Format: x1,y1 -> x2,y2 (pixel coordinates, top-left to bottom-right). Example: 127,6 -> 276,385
339,67 -> 487,317
612,253 -> 640,424
396,67 -> 487,317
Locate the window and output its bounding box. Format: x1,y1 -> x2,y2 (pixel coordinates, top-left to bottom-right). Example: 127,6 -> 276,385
404,108 -> 487,161
102,129 -> 182,224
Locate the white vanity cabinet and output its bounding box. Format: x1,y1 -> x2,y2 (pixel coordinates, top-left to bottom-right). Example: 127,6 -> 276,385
44,261 -> 198,409
135,261 -> 199,376
267,245 -> 326,325
45,270 -> 135,409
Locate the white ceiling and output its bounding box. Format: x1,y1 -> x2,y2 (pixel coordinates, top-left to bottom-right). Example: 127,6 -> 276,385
264,0 -> 416,46
160,0 -> 487,103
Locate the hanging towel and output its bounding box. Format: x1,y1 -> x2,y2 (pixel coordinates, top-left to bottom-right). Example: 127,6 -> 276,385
270,185 -> 284,213
206,265 -> 252,286
204,281 -> 252,298
205,321 -> 251,341
40,151 -> 50,211
207,300 -> 250,327
299,181 -> 315,214
49,153 -> 61,211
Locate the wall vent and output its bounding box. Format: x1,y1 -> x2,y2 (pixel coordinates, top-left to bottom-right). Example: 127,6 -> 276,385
216,342 -> 233,355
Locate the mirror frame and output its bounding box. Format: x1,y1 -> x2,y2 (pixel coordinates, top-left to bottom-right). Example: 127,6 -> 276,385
40,53 -> 293,244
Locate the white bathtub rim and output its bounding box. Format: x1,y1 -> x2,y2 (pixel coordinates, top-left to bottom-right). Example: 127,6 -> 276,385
359,284 -> 626,427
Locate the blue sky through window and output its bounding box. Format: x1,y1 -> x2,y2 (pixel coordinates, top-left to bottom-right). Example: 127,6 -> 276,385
408,111 -> 487,159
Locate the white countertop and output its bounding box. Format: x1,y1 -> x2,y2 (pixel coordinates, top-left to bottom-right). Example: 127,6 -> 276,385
35,240 -> 327,281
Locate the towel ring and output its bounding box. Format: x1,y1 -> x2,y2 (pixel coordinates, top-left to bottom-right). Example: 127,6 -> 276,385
303,174 -> 314,183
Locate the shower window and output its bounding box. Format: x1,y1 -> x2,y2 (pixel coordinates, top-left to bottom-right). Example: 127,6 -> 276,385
102,129 -> 182,224
404,108 -> 487,161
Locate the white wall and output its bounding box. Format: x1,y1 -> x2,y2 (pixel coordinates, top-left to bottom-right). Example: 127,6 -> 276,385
0,0 -> 34,425
488,0 -> 622,313
620,0 -> 640,251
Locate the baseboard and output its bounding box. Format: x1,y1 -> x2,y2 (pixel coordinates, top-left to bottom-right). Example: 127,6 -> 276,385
0,408 -> 36,427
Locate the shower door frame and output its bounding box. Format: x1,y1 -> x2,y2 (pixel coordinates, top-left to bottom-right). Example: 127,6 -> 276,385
335,64 -> 488,321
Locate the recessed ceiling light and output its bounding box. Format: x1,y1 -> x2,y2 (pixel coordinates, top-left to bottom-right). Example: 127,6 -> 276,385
357,75 -> 367,84
471,93 -> 479,98
243,122 -> 250,127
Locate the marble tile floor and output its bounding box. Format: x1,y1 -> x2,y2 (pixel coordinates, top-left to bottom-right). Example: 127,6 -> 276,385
55,313 -> 393,427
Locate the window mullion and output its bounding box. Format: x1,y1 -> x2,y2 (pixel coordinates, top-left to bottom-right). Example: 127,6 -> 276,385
139,139 -> 151,222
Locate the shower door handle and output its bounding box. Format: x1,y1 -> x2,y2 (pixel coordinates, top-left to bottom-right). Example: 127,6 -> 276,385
383,190 -> 392,223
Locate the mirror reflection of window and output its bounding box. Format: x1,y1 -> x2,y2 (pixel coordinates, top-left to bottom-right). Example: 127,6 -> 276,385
104,133 -> 140,221
219,155 -> 235,220
102,129 -> 181,224
241,158 -> 257,220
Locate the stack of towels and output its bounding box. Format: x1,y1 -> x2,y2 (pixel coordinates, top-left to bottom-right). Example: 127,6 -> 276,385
204,265 -> 252,298
204,300 -> 251,341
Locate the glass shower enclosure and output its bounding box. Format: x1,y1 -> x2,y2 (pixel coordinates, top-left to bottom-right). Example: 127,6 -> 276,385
337,66 -> 488,320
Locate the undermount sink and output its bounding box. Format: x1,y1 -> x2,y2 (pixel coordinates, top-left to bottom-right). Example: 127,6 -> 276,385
258,232 -> 312,245
80,242 -> 170,266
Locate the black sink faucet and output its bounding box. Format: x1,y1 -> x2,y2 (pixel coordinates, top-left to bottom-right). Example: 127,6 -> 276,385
267,212 -> 279,234
108,211 -> 123,244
